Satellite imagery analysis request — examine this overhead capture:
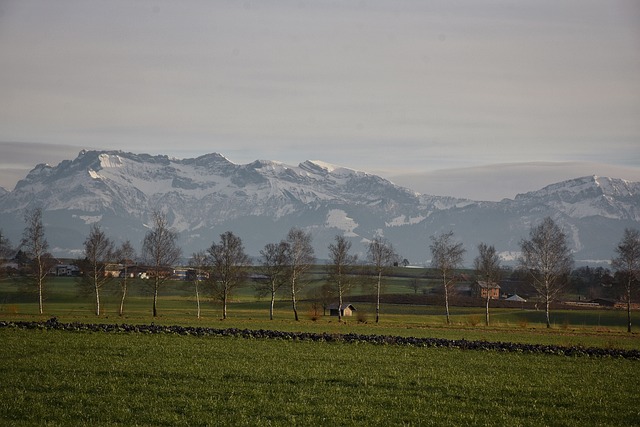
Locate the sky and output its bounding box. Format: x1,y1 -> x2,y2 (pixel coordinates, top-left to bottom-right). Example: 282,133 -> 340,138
1,0 -> 639,201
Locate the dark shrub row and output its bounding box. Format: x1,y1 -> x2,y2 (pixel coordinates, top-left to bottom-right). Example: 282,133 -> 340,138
2,317 -> 639,360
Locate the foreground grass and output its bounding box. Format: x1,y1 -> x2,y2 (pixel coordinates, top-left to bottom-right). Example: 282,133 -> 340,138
1,328 -> 639,426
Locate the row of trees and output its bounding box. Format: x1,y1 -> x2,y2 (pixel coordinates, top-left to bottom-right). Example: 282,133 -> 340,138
426,217 -> 639,331
1,209 -> 397,322
3,209 -> 639,331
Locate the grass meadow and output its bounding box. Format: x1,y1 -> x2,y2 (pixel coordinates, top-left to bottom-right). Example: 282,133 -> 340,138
1,328 -> 639,426
1,276 -> 639,425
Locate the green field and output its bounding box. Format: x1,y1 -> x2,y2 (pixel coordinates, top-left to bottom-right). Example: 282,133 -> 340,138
2,276 -> 639,350
1,327 -> 639,426
1,276 -> 640,425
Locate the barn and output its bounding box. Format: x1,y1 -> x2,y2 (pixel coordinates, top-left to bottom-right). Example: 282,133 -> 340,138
328,303 -> 357,317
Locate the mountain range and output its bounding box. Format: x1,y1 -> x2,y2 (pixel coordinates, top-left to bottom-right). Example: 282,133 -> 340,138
1,150 -> 638,266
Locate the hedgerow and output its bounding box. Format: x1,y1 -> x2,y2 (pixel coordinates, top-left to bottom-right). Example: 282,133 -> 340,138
2,317 -> 639,359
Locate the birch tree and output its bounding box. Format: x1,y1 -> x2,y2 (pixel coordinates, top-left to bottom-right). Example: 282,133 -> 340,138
115,240 -> 136,316
81,225 -> 115,316
430,231 -> 465,325
21,207 -> 53,314
611,228 -> 640,333
327,235 -> 358,322
474,242 -> 502,326
142,211 -> 182,317
256,241 -> 290,320
367,237 -> 397,323
286,227 -> 315,321
207,231 -> 251,319
519,217 -> 573,328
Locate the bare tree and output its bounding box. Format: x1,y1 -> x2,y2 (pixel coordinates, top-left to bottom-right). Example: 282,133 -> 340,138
327,235 -> 358,322
256,241 -> 290,320
519,217 -> 573,328
0,229 -> 14,279
474,242 -> 502,326
408,278 -> 422,294
286,227 -> 315,321
188,251 -> 208,319
367,236 -> 397,323
207,231 -> 251,319
142,211 -> 182,317
115,240 -> 136,316
21,208 -> 54,314
430,231 -> 465,325
611,228 -> 640,333
81,225 -> 115,316
0,229 -> 12,260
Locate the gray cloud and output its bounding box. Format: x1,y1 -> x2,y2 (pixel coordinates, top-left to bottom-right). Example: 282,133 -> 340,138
0,142 -> 86,190
0,0 -> 638,195
388,162 -> 640,201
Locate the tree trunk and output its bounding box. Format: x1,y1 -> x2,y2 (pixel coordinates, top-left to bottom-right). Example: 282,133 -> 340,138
95,279 -> 101,316
37,259 -> 44,315
545,298 -> 551,328
269,290 -> 275,321
338,288 -> 343,323
222,287 -> 227,319
291,277 -> 299,321
153,280 -> 159,317
375,272 -> 381,323
627,285 -> 632,333
444,285 -> 450,325
119,281 -> 127,316
38,281 -> 43,315
485,293 -> 490,326
195,282 -> 201,319
119,269 -> 128,316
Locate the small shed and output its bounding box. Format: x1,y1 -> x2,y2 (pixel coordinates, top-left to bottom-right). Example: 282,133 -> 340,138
505,294 -> 527,302
589,298 -> 616,307
328,303 -> 357,317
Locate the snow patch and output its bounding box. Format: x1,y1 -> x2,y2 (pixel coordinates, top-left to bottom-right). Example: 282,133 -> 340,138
309,160 -> 338,172
88,169 -> 101,180
325,209 -> 358,235
386,214 -> 426,227
71,214 -> 103,224
99,153 -> 123,168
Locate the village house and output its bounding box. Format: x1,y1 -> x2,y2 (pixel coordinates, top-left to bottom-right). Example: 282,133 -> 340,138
472,281 -> 501,300
104,263 -> 124,278
52,264 -> 80,277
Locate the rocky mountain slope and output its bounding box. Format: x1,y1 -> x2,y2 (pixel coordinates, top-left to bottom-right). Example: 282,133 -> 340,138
1,150 -> 638,265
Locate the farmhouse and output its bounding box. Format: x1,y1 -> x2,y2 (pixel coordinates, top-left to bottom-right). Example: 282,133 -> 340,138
53,264 -> 80,277
104,263 -> 124,278
328,303 -> 357,317
473,281 -> 500,300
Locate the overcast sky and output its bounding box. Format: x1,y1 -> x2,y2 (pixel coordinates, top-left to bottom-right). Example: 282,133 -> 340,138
1,0 -> 639,200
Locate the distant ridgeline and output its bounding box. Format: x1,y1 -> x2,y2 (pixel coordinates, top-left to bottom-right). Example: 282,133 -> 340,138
0,150 -> 638,265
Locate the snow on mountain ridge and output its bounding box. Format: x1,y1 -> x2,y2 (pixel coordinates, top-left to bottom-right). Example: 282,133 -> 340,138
1,150 -> 638,265
511,175 -> 640,220
98,153 -> 124,168
4,150 -> 427,225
